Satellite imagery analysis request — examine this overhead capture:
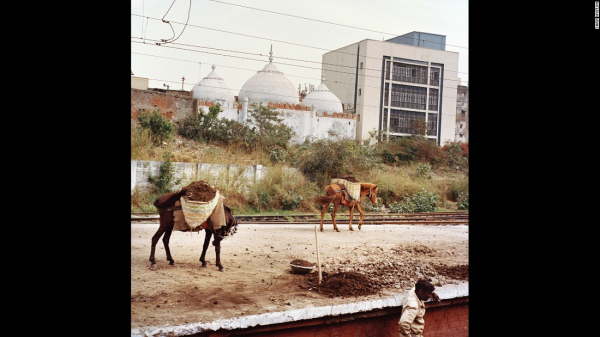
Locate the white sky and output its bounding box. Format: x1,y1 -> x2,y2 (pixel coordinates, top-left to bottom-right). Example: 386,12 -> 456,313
131,0 -> 468,94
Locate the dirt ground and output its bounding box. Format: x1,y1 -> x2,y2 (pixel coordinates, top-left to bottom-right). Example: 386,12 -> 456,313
131,221 -> 468,330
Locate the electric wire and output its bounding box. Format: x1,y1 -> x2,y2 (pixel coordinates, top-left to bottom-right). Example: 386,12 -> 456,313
131,13 -> 468,79
209,0 -> 468,51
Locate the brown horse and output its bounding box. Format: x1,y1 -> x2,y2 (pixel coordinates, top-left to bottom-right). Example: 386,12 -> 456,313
149,190 -> 238,271
313,182 -> 378,232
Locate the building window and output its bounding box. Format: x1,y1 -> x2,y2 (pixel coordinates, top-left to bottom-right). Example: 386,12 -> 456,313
359,88 -> 361,96
428,88 -> 439,111
429,68 -> 440,86
360,62 -> 363,69
389,109 -> 426,135
383,108 -> 388,130
427,113 -> 438,136
392,62 -> 427,84
384,83 -> 389,106
391,84 -> 426,110
461,109 -> 466,117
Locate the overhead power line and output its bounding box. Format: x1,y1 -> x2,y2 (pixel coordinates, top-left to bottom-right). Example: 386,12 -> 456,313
132,39 -> 467,93
209,0 -> 468,50
131,13 -> 469,78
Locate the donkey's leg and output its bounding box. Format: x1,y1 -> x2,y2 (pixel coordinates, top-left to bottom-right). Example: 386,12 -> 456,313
348,205 -> 354,231
213,229 -> 224,271
162,224 -> 175,265
331,200 -> 341,232
149,226 -> 166,268
356,204 -> 364,230
319,203 -> 329,232
199,230 -> 212,267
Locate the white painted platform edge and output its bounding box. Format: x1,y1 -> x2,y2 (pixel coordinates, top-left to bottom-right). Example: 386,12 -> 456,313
131,282 -> 468,337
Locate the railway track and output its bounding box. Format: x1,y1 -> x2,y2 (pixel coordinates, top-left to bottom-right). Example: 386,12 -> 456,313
131,211 -> 468,225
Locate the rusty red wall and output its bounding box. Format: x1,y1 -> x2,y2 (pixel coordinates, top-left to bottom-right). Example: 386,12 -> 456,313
192,298 -> 468,337
131,88 -> 197,122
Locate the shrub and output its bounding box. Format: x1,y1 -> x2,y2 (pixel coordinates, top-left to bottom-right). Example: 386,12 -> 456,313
442,141 -> 468,172
415,163 -> 432,180
388,188 -> 439,213
457,191 -> 469,210
147,151 -> 182,195
137,109 -> 174,146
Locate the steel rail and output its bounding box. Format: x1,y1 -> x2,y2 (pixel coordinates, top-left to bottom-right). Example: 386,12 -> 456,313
131,211 -> 468,225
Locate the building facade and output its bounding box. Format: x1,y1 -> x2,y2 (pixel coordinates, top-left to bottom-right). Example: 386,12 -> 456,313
322,32 -> 459,145
455,85 -> 469,143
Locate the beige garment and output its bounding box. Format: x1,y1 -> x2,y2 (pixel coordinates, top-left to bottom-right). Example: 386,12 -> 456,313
173,200 -> 189,231
398,287 -> 426,337
206,196 -> 225,230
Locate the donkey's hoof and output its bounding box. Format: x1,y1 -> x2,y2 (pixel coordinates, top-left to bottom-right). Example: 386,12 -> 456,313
349,228 -> 354,231
335,229 -> 340,232
151,264 -> 157,269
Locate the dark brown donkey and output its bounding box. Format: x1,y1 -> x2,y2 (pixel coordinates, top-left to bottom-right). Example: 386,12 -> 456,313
149,190 -> 238,271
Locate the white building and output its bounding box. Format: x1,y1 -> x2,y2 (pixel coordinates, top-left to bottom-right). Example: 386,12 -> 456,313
191,46 -> 356,145
322,31 -> 459,145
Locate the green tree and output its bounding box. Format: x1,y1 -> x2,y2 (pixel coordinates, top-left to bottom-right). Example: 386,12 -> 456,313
176,104 -> 223,143
246,104 -> 294,150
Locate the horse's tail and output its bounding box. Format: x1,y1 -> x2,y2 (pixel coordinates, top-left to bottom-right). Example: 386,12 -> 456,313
313,195 -> 336,204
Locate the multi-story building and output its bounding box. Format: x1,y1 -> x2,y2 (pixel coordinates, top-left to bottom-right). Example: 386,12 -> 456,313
322,31 -> 460,145
455,85 -> 469,143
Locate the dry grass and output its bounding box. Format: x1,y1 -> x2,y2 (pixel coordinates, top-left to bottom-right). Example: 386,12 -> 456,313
132,131 -> 270,166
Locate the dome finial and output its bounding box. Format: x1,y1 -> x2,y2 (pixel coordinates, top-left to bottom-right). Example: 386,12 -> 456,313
211,65 -> 216,71
269,44 -> 273,63
321,70 -> 325,84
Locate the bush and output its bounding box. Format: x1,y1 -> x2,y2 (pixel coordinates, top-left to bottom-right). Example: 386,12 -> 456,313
457,191 -> 469,210
147,151 -> 182,194
415,163 -> 432,180
442,141 -> 468,172
388,188 -> 439,213
137,109 -> 174,146
246,165 -> 318,212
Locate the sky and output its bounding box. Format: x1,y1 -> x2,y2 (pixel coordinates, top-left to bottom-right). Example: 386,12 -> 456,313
131,0 -> 468,94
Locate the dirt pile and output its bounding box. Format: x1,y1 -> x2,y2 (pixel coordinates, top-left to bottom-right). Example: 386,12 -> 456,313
307,271 -> 380,297
182,180 -> 216,201
290,259 -> 315,267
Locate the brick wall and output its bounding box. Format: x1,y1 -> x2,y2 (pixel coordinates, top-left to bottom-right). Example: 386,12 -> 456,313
131,88 -> 197,122
190,299 -> 468,336
422,299 -> 469,337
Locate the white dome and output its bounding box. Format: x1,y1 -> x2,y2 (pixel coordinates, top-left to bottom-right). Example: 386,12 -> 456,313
238,47 -> 299,106
302,82 -> 343,113
191,65 -> 235,105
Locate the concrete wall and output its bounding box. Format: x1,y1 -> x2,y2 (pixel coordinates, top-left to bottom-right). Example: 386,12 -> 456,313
131,76 -> 149,90
131,160 -> 269,193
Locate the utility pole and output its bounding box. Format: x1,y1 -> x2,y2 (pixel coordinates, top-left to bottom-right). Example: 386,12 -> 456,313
181,76 -> 186,90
